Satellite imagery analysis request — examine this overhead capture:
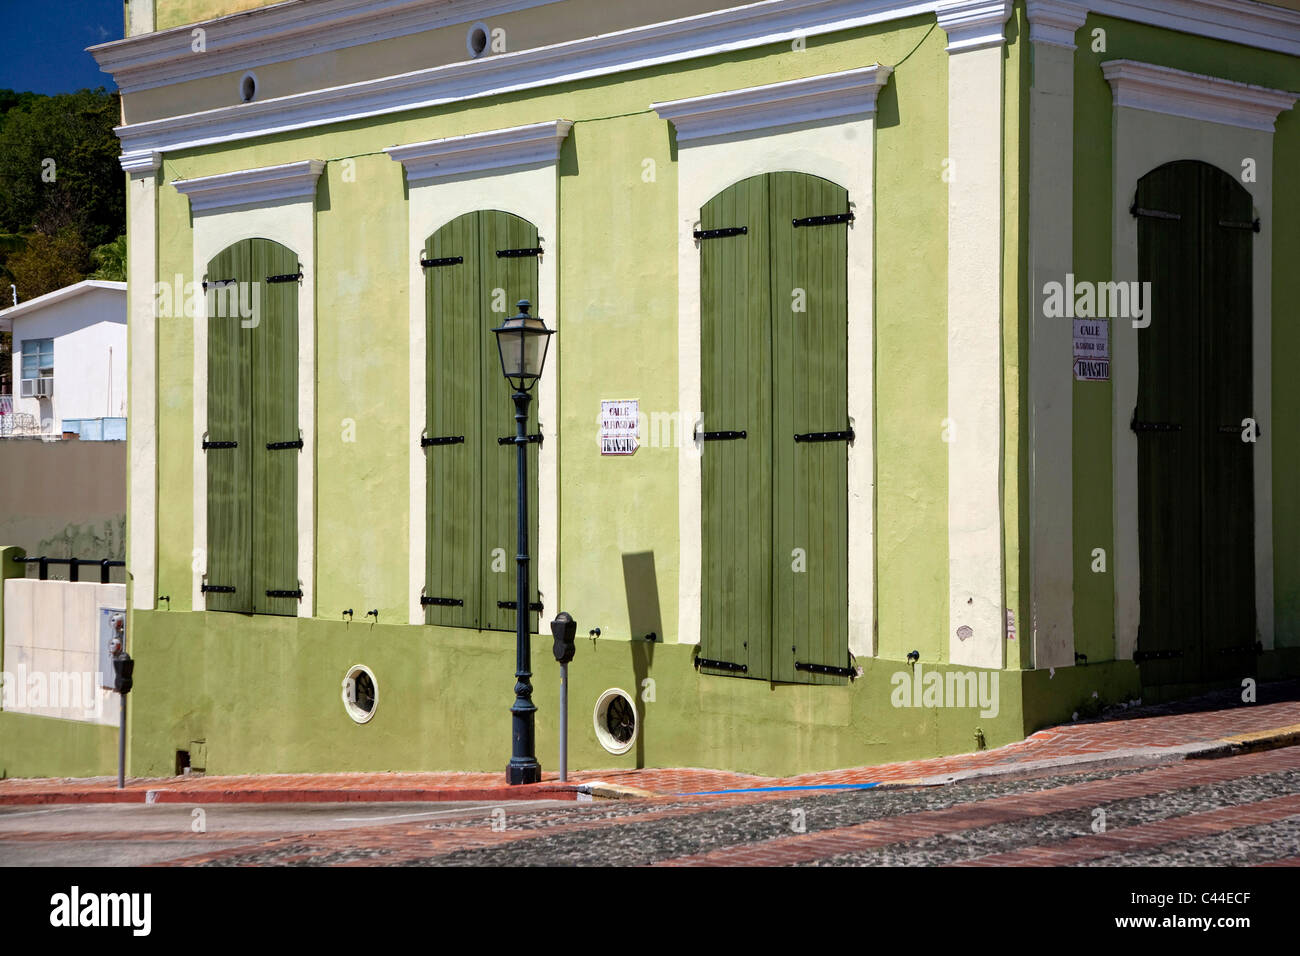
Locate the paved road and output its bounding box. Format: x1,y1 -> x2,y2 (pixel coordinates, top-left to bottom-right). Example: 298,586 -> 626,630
3,747 -> 1299,866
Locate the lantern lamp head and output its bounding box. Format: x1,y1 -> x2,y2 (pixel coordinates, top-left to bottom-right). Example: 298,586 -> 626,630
492,299 -> 553,392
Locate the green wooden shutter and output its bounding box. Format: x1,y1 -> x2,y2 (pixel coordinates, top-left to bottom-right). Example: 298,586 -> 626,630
768,172 -> 850,684
249,238 -> 300,617
1135,162 -> 1203,686
700,175 -> 773,678
1199,165 -> 1256,672
478,210 -> 541,633
425,213 -> 483,627
205,242 -> 253,614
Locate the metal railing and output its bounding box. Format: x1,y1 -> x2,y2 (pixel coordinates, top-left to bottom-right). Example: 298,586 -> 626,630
10,555 -> 125,583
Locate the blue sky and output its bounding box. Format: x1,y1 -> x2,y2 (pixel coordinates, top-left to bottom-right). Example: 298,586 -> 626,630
0,0 -> 122,94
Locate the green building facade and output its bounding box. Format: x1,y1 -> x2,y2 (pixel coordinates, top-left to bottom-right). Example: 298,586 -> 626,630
4,0 -> 1298,778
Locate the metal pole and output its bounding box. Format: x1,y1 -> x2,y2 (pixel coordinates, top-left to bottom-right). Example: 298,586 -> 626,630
117,692 -> 126,790
559,660 -> 568,782
506,389 -> 541,785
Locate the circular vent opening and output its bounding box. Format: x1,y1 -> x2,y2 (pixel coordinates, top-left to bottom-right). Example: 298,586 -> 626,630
240,72 -> 258,103
593,687 -> 637,755
342,664 -> 378,724
467,22 -> 489,58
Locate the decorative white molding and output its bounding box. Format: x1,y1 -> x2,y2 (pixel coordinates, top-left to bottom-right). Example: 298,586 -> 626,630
1103,59 -> 1298,133
92,0 -> 561,94
1092,0 -> 1300,58
936,0 -> 1012,52
1025,0 -> 1088,49
385,120 -> 573,185
172,159 -> 326,212
120,150 -> 161,173
651,66 -> 892,142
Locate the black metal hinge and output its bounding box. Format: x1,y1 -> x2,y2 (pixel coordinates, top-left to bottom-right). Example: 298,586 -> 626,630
695,656 -> 748,673
1131,410 -> 1182,433
699,430 -> 746,441
496,247 -> 542,258
266,589 -> 303,599
795,660 -> 856,678
421,596 -> 464,607
1217,641 -> 1264,656
498,434 -> 543,445
795,429 -> 855,443
421,255 -> 463,268
266,439 -> 304,450
201,584 -> 236,594
694,226 -> 747,240
1131,204 -> 1181,221
422,435 -> 465,446
497,600 -> 544,611
202,277 -> 237,293
793,212 -> 854,228
1218,218 -> 1261,233
266,268 -> 303,284
202,440 -> 238,449
1133,648 -> 1184,662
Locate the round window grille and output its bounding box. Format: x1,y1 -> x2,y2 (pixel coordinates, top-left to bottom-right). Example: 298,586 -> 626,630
466,22 -> 489,58
240,72 -> 258,103
342,664 -> 378,724
593,687 -> 637,755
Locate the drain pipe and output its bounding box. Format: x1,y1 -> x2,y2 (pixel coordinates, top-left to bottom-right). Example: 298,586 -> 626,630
550,612 -> 577,782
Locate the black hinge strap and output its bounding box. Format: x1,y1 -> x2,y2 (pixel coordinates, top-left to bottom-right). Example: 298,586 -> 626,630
700,430 -> 746,441
1133,649 -> 1184,662
201,584 -> 236,594
795,429 -> 854,443
1130,204 -> 1181,221
496,247 -> 542,258
497,600 -> 544,611
266,439 -> 304,450
1217,641 -> 1264,656
202,440 -> 238,449
202,277 -> 237,292
498,434 -> 543,445
422,435 -> 465,446
792,212 -> 855,228
795,661 -> 856,678
421,596 -> 464,607
266,589 -> 303,599
421,255 -> 464,268
1218,218 -> 1261,233
693,226 -> 747,240
694,656 -> 748,673
266,268 -> 303,284
1131,420 -> 1182,433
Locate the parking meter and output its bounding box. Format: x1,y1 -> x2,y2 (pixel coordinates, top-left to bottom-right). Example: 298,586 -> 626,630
551,612 -> 577,781
551,611 -> 577,663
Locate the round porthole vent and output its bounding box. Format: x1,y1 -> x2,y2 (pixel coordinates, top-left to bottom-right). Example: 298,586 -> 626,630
593,687 -> 637,755
466,21 -> 489,58
240,71 -> 258,103
342,664 -> 378,724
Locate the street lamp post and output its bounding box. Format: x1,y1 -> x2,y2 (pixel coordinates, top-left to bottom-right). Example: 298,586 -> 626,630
492,300 -> 554,786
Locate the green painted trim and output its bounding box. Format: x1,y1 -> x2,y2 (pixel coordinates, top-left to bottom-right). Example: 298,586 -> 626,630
0,711 -> 119,779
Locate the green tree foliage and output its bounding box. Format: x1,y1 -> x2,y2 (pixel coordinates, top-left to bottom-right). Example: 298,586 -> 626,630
6,230 -> 92,301
91,234 -> 127,281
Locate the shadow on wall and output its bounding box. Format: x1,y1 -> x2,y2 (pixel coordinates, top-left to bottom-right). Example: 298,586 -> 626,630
623,551 -> 663,770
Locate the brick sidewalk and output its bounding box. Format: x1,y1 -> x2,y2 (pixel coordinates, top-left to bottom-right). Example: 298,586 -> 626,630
3,683 -> 1298,805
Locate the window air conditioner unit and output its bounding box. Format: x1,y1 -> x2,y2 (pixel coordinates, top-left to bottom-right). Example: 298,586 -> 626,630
35,377 -> 53,398
20,379 -> 35,398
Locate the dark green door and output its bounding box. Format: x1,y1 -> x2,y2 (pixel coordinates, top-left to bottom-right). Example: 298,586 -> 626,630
699,172 -> 850,683
1134,160 -> 1255,687
423,210 -> 540,632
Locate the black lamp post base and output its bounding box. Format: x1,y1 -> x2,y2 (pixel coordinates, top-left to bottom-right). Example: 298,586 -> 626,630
506,760 -> 542,786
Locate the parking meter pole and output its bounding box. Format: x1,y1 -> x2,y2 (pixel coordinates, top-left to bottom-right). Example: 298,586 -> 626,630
559,660 -> 568,782
118,694 -> 126,790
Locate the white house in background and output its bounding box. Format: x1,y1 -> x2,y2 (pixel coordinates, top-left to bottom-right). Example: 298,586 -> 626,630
0,280 -> 127,438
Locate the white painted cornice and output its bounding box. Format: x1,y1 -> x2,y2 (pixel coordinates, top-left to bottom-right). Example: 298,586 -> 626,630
936,0 -> 1012,52
385,120 -> 573,184
651,65 -> 893,142
1092,0 -> 1300,58
1025,0 -> 1088,49
172,159 -> 326,212
1102,59 -> 1298,133
92,0 -> 561,95
120,150 -> 161,174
